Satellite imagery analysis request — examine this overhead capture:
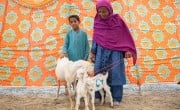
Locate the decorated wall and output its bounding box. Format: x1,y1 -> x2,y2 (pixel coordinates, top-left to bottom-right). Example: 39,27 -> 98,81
0,0 -> 179,86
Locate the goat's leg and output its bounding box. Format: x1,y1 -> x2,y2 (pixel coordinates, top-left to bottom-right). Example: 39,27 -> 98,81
67,83 -> 74,110
99,90 -> 105,105
73,80 -> 77,100
90,92 -> 95,110
73,80 -> 77,92
75,95 -> 80,110
56,80 -> 60,98
104,86 -> 113,107
84,96 -> 89,110
65,85 -> 68,95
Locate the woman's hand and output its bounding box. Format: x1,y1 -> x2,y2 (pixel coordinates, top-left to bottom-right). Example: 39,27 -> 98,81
125,51 -> 132,58
90,52 -> 95,63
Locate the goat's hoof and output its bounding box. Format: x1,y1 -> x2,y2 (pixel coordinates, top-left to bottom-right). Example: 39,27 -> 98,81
100,103 -> 104,106
54,98 -> 58,101
110,102 -> 114,108
54,99 -> 60,104
70,104 -> 75,110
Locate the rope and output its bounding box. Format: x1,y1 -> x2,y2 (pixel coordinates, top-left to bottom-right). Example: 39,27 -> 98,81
93,58 -> 125,75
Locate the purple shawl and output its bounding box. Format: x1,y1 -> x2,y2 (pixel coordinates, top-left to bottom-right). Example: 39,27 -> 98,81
93,0 -> 137,65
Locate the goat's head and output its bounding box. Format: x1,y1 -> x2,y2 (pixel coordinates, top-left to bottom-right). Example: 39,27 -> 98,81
85,78 -> 95,92
76,67 -> 88,80
74,60 -> 94,72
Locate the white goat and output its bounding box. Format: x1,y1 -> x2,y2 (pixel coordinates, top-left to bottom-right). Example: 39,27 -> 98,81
75,68 -> 90,110
76,67 -> 113,110
55,57 -> 92,110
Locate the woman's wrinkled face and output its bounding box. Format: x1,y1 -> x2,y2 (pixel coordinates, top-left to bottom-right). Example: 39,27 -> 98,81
97,6 -> 109,19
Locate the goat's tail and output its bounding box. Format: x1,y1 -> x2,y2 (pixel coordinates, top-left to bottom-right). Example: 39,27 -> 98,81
104,71 -> 109,79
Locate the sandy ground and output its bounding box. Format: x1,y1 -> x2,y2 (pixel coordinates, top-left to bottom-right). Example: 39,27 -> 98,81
0,84 -> 180,110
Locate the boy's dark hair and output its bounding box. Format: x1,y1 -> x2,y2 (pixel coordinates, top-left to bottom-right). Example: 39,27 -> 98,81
68,15 -> 80,22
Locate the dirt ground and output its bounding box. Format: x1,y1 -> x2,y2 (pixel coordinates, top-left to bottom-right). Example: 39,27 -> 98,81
0,90 -> 180,110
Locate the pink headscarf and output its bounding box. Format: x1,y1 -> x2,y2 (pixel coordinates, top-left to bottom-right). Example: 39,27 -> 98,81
93,0 -> 137,65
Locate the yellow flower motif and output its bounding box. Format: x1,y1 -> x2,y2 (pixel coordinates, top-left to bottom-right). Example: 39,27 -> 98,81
152,30 -> 164,43
0,47 -> 14,61
162,5 -> 174,18
112,1 -> 122,14
47,0 -> 58,11
70,5 -> 80,15
140,38 -> 152,50
171,56 -> 180,69
155,47 -> 167,59
31,28 -> 44,42
58,23 -> 71,38
150,13 -> 162,25
164,22 -> 177,34
18,20 -> 31,33
82,16 -> 93,31
0,4 -> 5,15
20,7 -> 30,15
124,11 -> 136,23
30,47 -> 43,61
136,5 -> 148,17
82,0 -> 95,11
174,74 -> 180,82
168,38 -> 179,51
14,56 -> 28,71
123,0 -> 135,7
0,66 -> 11,80
43,76 -> 56,86
44,36 -> 57,50
8,0 -> 17,7
174,0 -> 180,8
177,15 -> 180,24
143,56 -> 155,69
158,64 -> 170,79
45,16 -> 58,31
5,11 -> 18,25
130,28 -> 138,40
16,38 -> 29,51
130,65 -> 143,79
145,74 -> 158,83
148,0 -> 160,9
44,56 -> 56,71
28,66 -> 42,82
59,3 -> 69,18
2,29 -> 16,43
32,10 -> 44,23
59,3 -> 80,18
139,21 -> 150,33
11,76 -> 26,86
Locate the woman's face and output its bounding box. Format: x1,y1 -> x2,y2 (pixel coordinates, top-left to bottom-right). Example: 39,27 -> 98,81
97,6 -> 109,19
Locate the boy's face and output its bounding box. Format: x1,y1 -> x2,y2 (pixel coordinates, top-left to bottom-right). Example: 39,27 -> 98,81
98,6 -> 109,19
69,17 -> 80,30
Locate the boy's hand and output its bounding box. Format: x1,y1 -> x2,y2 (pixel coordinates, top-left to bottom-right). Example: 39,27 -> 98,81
60,53 -> 68,58
125,52 -> 132,58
